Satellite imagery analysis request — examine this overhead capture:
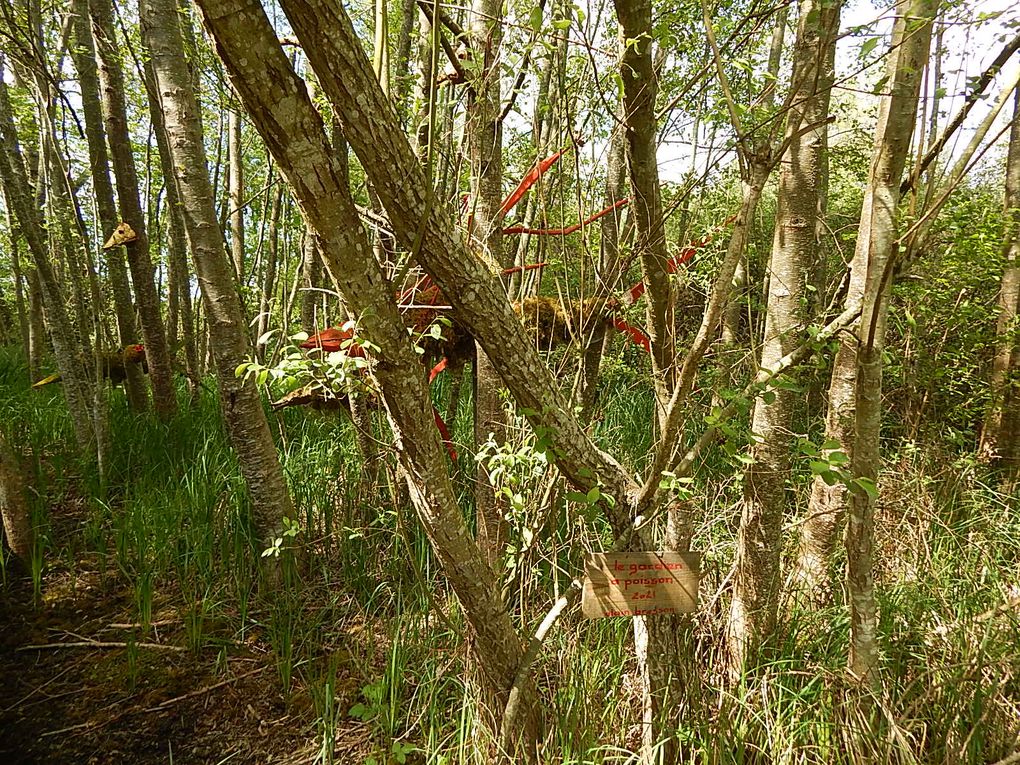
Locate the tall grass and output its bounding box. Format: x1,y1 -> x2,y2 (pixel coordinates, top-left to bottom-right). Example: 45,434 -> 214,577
1,343 -> 1016,764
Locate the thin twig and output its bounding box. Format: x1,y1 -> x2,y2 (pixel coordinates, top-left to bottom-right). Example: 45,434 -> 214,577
18,640 -> 185,652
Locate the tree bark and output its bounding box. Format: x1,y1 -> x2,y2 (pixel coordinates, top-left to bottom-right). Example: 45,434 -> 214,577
143,55 -> 200,400
190,0 -> 543,751
68,0 -> 149,412
139,0 -> 294,560
228,108 -> 245,286
467,0 -> 509,570
0,428 -> 33,566
89,0 -> 177,419
729,0 -> 842,670
846,0 -> 935,686
614,0 -> 674,424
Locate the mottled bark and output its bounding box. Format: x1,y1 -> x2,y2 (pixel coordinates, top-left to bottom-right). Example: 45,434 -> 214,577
846,0 -> 934,686
144,55 -> 200,399
5,210 -> 31,370
981,85 -> 1020,475
139,0 -> 293,557
191,0 -> 542,751
0,428 -> 33,565
89,0 -> 177,419
614,0 -> 674,423
580,120 -> 626,416
729,0 -> 842,670
256,182 -> 283,359
68,0 -> 149,412
467,0 -> 509,570
228,108 -> 245,285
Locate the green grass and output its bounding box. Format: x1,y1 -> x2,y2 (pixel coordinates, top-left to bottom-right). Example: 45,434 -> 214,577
1,343 -> 1017,764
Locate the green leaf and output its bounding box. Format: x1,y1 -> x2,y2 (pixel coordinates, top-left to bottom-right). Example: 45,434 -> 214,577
807,460 -> 828,475
861,36 -> 881,57
529,6 -> 543,31
586,486 -> 601,503
853,476 -> 879,499
552,18 -> 571,30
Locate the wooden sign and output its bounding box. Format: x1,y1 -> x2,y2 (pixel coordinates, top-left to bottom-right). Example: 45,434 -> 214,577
582,552 -> 701,619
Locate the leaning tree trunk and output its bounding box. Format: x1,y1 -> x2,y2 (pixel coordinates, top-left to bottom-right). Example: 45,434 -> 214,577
89,0 -> 177,419
847,0 -> 935,686
139,0 -> 293,561
466,0 -> 510,570
190,0 -> 545,753
69,0 -> 149,412
980,84 -> 1020,476
728,0 -> 842,671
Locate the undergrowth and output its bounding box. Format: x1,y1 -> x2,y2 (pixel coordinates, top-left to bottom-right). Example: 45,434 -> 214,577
1,344 -> 1016,764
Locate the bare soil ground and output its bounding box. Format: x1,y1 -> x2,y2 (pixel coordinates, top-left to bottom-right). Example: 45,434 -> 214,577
0,508 -> 374,765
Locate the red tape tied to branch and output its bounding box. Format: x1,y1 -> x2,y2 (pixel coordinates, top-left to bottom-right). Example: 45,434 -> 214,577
497,147 -> 571,220
502,198 -> 630,236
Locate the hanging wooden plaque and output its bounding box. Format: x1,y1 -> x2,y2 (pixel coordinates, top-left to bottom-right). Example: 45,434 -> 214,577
581,551 -> 701,619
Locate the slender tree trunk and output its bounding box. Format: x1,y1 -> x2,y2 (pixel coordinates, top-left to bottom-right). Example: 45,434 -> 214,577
0,74 -> 96,449
27,268 -> 45,381
144,56 -> 200,400
139,0 -> 294,561
68,0 -> 149,412
580,120 -> 627,417
980,85 -> 1020,475
467,0 -> 510,570
89,0 -> 177,419
614,0 -> 674,424
256,182 -> 283,359
228,108 -> 245,285
846,0 -> 935,686
6,211 -> 31,370
191,0 -> 544,752
729,0 -> 842,670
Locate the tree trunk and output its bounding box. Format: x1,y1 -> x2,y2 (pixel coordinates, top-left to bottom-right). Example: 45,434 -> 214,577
144,56 -> 200,400
139,0 -> 294,561
68,0 -> 149,412
228,108 -> 246,286
980,85 -> 1020,476
0,73 -> 96,450
614,0 -> 674,424
0,428 -> 33,566
728,0 -> 842,671
846,0 -> 935,686
89,0 -> 178,419
256,181 -> 283,360
190,0 -> 544,751
467,0 -> 510,570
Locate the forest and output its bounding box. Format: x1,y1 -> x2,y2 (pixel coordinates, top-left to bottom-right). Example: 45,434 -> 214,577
0,0 -> 1018,760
